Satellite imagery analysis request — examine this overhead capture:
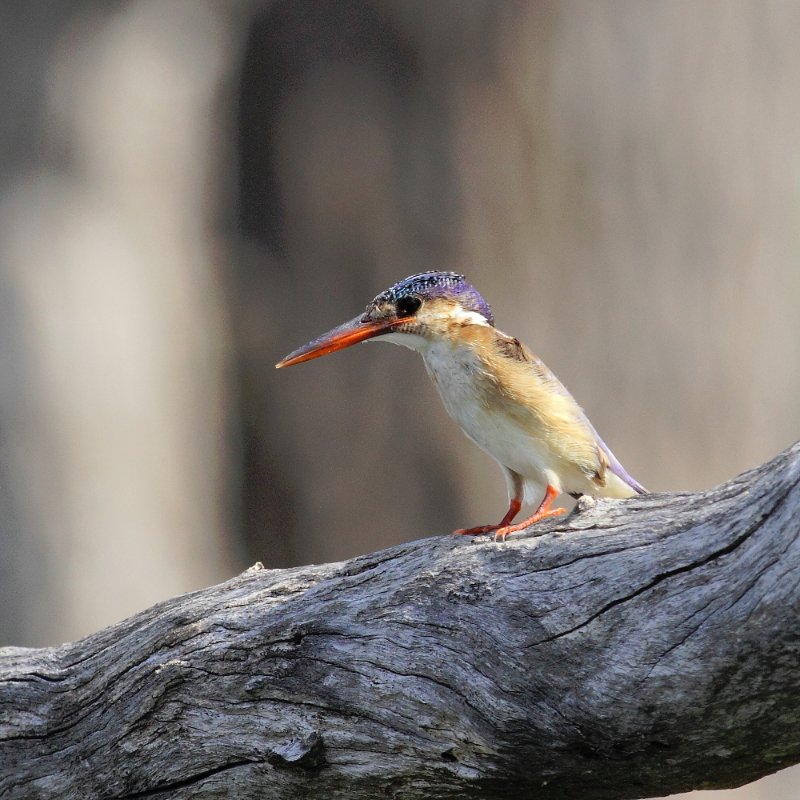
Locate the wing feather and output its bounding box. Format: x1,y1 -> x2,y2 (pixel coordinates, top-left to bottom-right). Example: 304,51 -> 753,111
486,329 -> 645,494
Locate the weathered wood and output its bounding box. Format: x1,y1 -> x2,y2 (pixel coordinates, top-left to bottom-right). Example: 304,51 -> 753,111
1,444 -> 799,800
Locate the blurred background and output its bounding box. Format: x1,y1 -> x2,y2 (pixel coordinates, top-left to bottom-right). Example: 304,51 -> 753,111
1,2 -> 798,797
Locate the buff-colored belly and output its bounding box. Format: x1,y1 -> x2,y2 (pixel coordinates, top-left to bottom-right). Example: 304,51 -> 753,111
422,344 -> 576,492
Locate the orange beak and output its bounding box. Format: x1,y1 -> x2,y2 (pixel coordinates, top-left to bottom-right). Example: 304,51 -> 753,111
275,315 -> 401,368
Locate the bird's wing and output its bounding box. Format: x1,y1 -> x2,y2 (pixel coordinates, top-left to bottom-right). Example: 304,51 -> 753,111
488,330 -> 646,494
582,417 -> 646,494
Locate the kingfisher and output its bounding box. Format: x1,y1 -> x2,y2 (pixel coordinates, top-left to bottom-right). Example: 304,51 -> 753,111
276,271 -> 646,541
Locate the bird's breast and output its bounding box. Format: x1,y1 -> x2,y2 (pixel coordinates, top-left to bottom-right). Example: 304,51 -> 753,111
420,342 -> 552,480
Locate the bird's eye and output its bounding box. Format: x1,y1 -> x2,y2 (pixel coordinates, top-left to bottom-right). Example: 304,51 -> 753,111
396,295 -> 421,317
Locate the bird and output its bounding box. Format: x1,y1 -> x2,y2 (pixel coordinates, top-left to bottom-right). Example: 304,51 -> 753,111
276,271 -> 645,541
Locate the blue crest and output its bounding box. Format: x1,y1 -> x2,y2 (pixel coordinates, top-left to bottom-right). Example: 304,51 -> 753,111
372,271 -> 494,325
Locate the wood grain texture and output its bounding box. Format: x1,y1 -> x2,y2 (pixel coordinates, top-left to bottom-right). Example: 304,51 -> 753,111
2,443 -> 799,800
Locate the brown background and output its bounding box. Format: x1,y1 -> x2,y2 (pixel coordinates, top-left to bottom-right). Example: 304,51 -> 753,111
0,3 -> 798,798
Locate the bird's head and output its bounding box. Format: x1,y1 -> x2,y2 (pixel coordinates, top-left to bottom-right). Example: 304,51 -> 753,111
276,271 -> 494,368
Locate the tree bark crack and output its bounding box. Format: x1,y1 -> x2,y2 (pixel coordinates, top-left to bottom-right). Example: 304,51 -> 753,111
533,474 -> 797,646
112,758 -> 263,800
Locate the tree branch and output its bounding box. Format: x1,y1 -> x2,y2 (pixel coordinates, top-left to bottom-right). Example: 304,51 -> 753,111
2,444 -> 800,800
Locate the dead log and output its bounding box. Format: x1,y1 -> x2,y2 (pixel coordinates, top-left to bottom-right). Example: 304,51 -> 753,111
1,443 -> 799,799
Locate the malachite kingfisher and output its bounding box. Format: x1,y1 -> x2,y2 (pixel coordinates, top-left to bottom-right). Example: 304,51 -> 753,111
276,271 -> 646,541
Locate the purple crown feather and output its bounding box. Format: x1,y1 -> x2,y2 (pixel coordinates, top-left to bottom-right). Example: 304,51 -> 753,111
372,271 -> 494,326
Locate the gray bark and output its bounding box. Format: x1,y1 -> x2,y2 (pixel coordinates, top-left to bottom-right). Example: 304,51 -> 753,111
1,444 -> 799,800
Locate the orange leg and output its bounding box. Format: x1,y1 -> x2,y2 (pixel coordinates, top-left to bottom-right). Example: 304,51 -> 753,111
454,485 -> 567,541
493,484 -> 566,542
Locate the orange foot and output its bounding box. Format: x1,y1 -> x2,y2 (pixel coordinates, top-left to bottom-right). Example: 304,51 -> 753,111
453,484 -> 566,542
492,505 -> 566,542
453,498 -> 522,537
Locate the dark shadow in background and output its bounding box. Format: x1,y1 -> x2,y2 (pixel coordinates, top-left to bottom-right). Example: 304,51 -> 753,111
234,0 -> 459,567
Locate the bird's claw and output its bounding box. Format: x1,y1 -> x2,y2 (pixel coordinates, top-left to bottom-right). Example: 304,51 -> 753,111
453,505 -> 567,542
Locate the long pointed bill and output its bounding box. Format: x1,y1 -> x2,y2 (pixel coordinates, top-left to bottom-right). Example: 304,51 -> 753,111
275,315 -> 400,368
